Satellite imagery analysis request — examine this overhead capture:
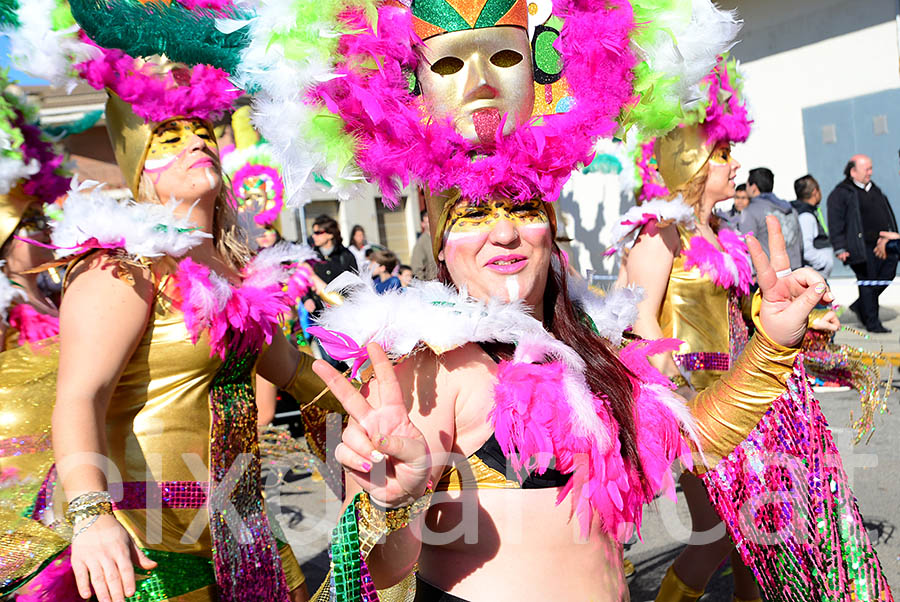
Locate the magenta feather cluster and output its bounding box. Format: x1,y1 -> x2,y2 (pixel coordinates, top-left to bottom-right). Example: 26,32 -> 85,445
490,337 -> 691,538
683,228 -> 753,295
12,113 -> 70,202
313,0 -> 638,206
700,56 -> 752,147
174,257 -> 291,359
636,139 -> 669,202
75,38 -> 241,124
7,304 -> 60,343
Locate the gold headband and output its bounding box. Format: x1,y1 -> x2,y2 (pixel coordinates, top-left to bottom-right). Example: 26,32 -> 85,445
423,186 -> 558,260
0,187 -> 36,249
654,124 -> 716,193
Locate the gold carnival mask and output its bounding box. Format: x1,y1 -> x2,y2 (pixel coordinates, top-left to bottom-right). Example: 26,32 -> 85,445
446,198 -> 548,234
144,119 -> 217,173
707,142 -> 733,166
418,26 -> 535,144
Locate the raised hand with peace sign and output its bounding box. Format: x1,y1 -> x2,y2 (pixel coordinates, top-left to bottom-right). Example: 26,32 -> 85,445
749,215 -> 834,347
312,343 -> 433,507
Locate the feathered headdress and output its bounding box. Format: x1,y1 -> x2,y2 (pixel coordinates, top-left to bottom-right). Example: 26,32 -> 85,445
2,1 -> 244,198
638,54 -> 752,198
221,107 -> 284,229
61,0 -> 740,209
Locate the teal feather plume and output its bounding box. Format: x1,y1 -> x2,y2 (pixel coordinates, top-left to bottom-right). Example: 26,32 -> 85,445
69,0 -> 252,73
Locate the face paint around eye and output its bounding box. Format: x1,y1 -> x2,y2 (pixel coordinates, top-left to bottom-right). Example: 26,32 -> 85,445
144,119 -> 218,173
446,199 -> 548,234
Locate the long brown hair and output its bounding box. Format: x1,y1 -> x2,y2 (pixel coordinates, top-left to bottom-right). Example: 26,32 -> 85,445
437,245 -> 647,484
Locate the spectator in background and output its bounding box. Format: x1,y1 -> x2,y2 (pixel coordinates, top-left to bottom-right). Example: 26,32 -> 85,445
410,208 -> 438,280
739,167 -> 803,270
791,175 -> 834,278
303,214 -> 358,315
828,154 -> 898,333
348,224 -> 370,268
398,264 -> 414,288
370,249 -> 402,293
715,183 -> 748,228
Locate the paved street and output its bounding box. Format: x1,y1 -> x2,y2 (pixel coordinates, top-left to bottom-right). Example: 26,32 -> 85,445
273,289 -> 900,599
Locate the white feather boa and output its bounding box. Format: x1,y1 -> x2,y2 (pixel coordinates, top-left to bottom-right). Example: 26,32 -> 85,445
314,267 -> 699,535
604,196 -> 696,256
49,178 -> 211,259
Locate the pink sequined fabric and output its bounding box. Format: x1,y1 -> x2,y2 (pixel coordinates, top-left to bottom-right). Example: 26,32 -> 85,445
701,362 -> 894,601
674,351 -> 730,372
111,481 -> 209,510
0,434 -> 50,457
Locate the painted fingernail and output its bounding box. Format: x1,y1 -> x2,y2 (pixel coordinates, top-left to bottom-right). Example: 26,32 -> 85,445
361,461 -> 372,472
370,450 -> 386,463
815,283 -> 826,294
377,435 -> 388,448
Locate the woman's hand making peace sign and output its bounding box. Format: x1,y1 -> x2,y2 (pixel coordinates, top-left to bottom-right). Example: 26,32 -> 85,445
749,215 -> 834,347
313,343 -> 432,507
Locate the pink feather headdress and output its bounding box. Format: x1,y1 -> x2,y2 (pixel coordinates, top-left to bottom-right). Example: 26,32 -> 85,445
311,1 -> 638,207
634,54 -> 751,202
74,37 -> 240,124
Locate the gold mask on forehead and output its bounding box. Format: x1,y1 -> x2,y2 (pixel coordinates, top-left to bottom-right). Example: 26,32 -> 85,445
417,26 -> 535,144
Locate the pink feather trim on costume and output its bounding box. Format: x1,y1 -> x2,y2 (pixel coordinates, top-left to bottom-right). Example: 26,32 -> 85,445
683,228 -> 752,295
7,304 -> 59,343
75,39 -> 240,124
636,140 -> 669,202
314,0 -> 638,206
173,257 -> 291,359
490,342 -> 691,539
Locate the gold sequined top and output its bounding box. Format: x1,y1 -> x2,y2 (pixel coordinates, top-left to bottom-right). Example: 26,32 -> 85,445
103,268 -> 222,556
658,225 -> 744,392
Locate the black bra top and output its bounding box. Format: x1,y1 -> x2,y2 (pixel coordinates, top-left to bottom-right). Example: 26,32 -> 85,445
473,343 -> 571,489
472,434 -> 572,489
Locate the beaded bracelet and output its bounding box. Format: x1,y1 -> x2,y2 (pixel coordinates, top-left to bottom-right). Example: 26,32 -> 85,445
65,491 -> 114,526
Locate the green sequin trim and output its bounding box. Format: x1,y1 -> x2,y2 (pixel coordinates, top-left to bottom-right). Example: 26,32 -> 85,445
330,494 -> 362,602
127,549 -> 215,602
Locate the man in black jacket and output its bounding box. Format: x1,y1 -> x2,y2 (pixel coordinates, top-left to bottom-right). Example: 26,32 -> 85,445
827,154 -> 898,333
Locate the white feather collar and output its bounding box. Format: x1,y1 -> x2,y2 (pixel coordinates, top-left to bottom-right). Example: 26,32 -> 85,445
49,177 -> 211,259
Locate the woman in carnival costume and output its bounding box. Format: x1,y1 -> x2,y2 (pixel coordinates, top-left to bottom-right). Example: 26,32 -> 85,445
225,0 -> 888,600
611,56 -> 890,602
0,76 -> 70,351
0,16 -> 343,602
58,0 -> 893,599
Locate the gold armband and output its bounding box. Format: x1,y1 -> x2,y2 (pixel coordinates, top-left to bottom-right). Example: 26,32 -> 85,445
355,487 -> 435,558
690,294 -> 799,472
285,352 -> 345,414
